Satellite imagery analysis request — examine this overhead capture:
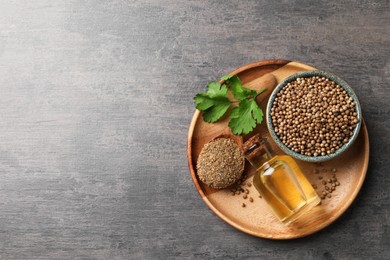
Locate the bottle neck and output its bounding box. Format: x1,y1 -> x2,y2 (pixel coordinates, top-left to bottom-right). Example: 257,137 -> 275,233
243,136 -> 274,169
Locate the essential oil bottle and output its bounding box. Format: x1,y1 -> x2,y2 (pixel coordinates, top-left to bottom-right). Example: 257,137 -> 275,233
243,134 -> 320,224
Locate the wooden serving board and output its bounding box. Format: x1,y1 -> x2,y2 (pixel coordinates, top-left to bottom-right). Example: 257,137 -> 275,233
187,60 -> 369,239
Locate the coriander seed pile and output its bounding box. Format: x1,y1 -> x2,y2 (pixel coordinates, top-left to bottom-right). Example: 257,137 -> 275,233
196,137 -> 244,189
270,76 -> 359,157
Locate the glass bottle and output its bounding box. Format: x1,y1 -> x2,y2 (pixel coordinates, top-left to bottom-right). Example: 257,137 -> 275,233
243,134 -> 320,224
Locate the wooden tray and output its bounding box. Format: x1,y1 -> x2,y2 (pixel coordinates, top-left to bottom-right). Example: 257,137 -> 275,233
187,60 -> 369,239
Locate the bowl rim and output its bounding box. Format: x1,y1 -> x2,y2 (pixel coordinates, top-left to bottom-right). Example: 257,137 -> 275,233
266,70 -> 362,162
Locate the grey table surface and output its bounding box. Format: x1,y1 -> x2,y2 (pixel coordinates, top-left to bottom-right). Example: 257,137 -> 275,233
0,0 -> 389,259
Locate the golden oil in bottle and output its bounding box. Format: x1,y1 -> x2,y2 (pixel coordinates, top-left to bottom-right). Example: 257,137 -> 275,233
243,135 -> 320,224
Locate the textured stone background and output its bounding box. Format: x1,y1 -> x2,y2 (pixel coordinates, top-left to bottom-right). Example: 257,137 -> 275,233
0,0 -> 389,259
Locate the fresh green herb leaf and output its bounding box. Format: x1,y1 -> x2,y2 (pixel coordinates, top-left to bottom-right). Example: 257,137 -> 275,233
222,75 -> 256,100
228,99 -> 264,135
194,74 -> 266,134
205,81 -> 227,98
194,81 -> 231,123
202,100 -> 231,123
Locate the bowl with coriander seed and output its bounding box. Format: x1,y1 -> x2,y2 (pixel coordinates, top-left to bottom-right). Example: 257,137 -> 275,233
266,70 -> 362,162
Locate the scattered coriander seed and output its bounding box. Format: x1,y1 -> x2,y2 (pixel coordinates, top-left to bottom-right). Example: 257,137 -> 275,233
319,176 -> 323,180
243,194 -> 248,199
327,194 -> 332,198
242,203 -> 246,207
331,168 -> 337,173
258,195 -> 262,198
322,180 -> 327,185
249,197 -> 254,202
235,191 -> 240,195
245,189 -> 249,194
313,168 -> 320,174
312,184 -> 317,189
247,183 -> 252,187
336,181 -> 340,186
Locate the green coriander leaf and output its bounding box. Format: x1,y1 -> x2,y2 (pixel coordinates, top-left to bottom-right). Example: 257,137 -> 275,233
193,74 -> 267,134
194,93 -> 214,110
202,101 -> 231,123
205,81 -> 226,97
240,87 -> 257,99
194,81 -> 231,123
220,75 -> 234,81
221,75 -> 256,100
221,75 -> 241,91
228,99 -> 264,135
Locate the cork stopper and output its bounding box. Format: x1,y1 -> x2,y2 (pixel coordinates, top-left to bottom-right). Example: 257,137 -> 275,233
242,134 -> 273,169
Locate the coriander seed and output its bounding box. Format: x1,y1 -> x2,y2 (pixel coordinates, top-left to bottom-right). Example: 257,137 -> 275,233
271,76 -> 358,157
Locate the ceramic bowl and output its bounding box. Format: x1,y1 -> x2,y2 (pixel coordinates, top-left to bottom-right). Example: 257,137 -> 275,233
266,70 -> 362,162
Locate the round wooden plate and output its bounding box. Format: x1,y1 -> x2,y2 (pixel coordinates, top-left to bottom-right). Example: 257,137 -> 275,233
187,60 -> 369,239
